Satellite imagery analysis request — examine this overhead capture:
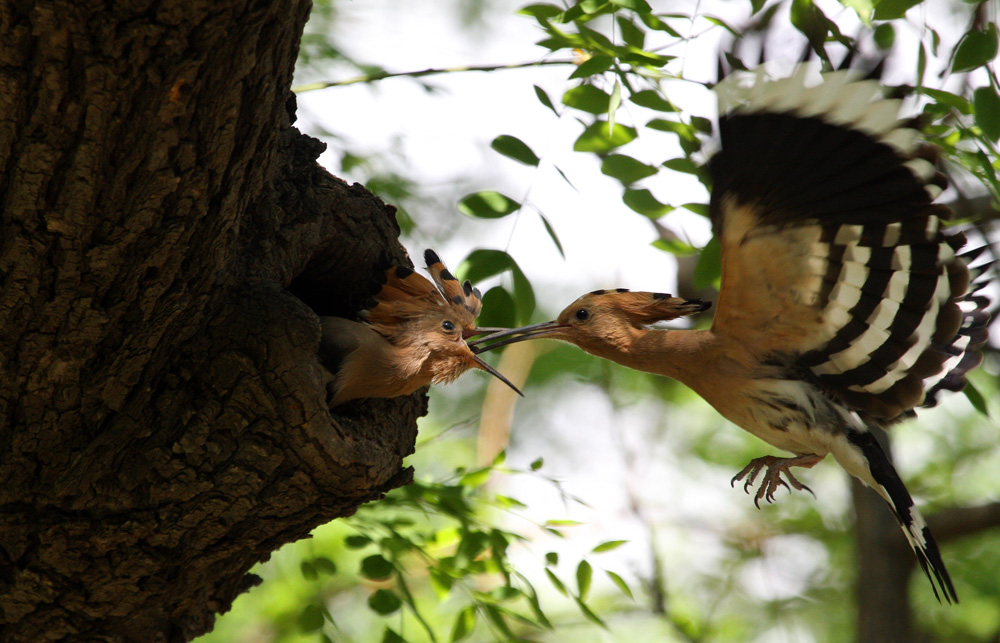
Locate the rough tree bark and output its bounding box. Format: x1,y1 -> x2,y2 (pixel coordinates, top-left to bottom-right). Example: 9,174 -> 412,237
0,2 -> 424,641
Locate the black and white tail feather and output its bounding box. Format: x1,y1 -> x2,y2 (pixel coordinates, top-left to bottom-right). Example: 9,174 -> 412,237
711,65 -> 989,604
846,428 -> 956,603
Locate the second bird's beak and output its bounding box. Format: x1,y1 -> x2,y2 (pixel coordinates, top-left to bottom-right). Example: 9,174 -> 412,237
461,327 -> 510,340
467,321 -> 566,354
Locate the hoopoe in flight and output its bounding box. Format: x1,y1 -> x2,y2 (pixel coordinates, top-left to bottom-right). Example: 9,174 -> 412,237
322,249 -> 521,407
471,67 -> 992,603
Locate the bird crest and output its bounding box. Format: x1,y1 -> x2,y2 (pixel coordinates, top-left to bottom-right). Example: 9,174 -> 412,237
357,249 -> 520,392
582,289 -> 712,326
360,250 -> 482,338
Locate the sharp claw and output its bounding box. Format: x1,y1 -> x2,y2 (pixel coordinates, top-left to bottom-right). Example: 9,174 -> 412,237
731,454 -> 820,507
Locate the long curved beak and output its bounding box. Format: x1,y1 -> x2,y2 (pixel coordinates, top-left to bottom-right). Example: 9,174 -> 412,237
461,327 -> 511,340
470,354 -> 524,396
468,321 -> 567,354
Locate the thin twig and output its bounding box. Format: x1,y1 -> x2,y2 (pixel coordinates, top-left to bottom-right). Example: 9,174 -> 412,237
293,59 -> 576,93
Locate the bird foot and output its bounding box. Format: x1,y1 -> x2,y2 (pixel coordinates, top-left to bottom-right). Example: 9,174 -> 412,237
730,454 -> 823,508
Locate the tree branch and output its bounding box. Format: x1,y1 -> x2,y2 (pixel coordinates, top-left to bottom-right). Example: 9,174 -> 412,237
292,59 -> 576,92
929,501 -> 1000,544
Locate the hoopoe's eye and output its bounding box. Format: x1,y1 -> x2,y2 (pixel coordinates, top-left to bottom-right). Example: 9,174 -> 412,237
441,320 -> 456,332
575,308 -> 590,321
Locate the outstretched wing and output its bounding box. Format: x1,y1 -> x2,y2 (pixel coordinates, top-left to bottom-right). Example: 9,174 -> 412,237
708,68 -> 986,422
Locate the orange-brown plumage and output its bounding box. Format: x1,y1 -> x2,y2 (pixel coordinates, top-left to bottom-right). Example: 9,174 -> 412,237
469,68 -> 993,603
322,250 -> 518,407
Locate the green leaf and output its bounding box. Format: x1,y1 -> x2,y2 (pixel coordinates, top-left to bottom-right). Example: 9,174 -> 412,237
703,15 -> 738,36
608,79 -> 622,135
460,467 -> 491,488
518,3 -> 564,20
574,596 -> 608,628
623,188 -> 672,218
495,494 -> 527,509
693,237 -> 721,290
458,191 -> 521,219
964,382 -> 989,417
610,0 -> 651,11
576,560 -> 593,600
629,89 -> 676,112
545,551 -> 559,565
616,16 -> 645,49
456,530 -> 490,565
646,118 -> 695,140
483,606 -> 515,639
360,554 -> 395,580
563,84 -> 611,114
570,55 -> 614,79
601,154 -> 658,184
298,604 -> 325,633
872,0 -> 920,20
429,568 -> 454,599
952,24 -> 999,73
606,570 -> 635,599
478,287 -> 516,329
920,88 -> 972,115
523,582 -> 554,629
539,213 -> 566,258
534,84 -> 559,116
530,457 -> 544,471
573,120 -> 637,153
345,535 -> 373,549
592,540 -> 627,553
639,12 -> 680,37
790,0 -> 832,62
653,238 -> 699,256
545,519 -> 582,526
381,627 -> 406,643
491,135 -> 540,166
750,0 -> 767,14
368,589 -> 403,615
451,606 -> 477,642
488,586 -> 522,602
553,164 -> 577,191
663,157 -> 700,175
724,52 -> 749,72
459,249 -> 536,325
917,41 -> 927,86
690,116 -> 713,135
300,560 -> 318,581
974,86 -> 1000,141
873,23 -> 895,50
681,202 -> 709,217
314,556 -> 337,575
545,568 -> 568,596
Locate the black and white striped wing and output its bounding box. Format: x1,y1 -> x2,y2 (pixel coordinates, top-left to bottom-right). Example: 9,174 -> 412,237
709,68 -> 989,423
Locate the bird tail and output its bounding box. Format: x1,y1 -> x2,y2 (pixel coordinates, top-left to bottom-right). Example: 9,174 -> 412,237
841,429 -> 958,603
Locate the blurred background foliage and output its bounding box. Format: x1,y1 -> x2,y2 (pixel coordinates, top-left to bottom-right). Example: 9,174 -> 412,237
198,0 -> 1000,641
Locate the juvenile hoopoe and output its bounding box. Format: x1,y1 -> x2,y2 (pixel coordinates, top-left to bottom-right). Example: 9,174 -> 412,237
471,68 -> 993,603
322,249 -> 521,407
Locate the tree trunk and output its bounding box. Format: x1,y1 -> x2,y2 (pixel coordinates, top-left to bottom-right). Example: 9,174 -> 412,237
853,426 -> 920,643
853,477 -> 916,643
0,2 -> 423,641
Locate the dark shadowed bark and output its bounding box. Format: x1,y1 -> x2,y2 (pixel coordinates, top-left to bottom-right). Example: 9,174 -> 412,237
0,2 -> 423,641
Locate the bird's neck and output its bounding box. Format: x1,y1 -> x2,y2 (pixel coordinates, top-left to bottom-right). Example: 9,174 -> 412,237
604,327 -> 711,380
581,327 -> 742,395
328,321 -> 431,406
